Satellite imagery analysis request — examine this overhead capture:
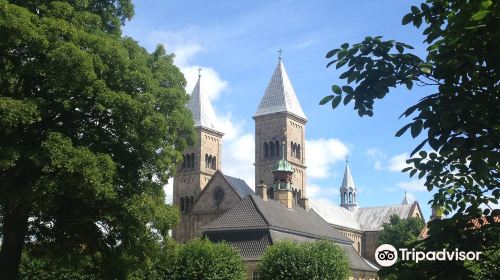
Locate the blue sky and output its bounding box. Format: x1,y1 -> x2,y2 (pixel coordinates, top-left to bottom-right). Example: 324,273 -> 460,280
123,0 -> 434,219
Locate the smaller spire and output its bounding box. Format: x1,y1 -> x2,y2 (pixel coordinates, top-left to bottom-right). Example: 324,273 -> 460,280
402,191 -> 410,205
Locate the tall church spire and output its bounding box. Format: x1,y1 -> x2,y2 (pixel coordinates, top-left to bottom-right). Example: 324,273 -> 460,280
186,73 -> 221,133
340,162 -> 358,211
402,192 -> 410,205
254,59 -> 307,121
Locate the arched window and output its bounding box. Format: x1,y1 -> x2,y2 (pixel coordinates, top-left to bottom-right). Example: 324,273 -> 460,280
343,192 -> 347,204
182,155 -> 186,168
291,142 -> 295,157
185,196 -> 190,211
264,142 -> 269,158
186,154 -> 191,169
191,153 -> 195,168
190,196 -> 194,210
180,197 -> 185,212
275,141 -> 280,157
349,192 -> 352,204
212,156 -> 217,170
270,142 -> 275,157
205,154 -> 209,168
297,144 -> 301,159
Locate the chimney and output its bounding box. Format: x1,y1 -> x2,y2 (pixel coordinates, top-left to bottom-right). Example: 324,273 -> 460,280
256,181 -> 268,201
299,197 -> 309,211
276,189 -> 293,209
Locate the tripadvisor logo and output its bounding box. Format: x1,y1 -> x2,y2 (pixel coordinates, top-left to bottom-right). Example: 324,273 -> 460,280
375,244 -> 482,267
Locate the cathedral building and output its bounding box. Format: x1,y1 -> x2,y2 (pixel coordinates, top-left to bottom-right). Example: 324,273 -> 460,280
172,57 -> 423,279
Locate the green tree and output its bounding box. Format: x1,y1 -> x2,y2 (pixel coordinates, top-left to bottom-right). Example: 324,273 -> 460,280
169,239 -> 246,280
257,239 -> 351,280
378,214 -> 425,249
321,0 -> 499,279
0,1 -> 195,279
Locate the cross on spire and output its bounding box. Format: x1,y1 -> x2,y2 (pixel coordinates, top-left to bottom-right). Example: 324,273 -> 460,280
277,48 -> 283,60
198,67 -> 202,78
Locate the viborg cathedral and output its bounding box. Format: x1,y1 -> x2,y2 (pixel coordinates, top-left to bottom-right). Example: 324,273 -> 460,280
172,58 -> 424,279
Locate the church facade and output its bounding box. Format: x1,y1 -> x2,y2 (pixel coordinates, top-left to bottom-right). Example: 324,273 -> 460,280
172,58 -> 423,278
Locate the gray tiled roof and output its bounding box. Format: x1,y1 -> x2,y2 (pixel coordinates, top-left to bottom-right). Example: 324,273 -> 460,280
205,230 -> 271,261
204,195 -> 350,243
309,200 -> 361,230
254,60 -> 307,120
338,243 -> 379,272
186,76 -> 221,132
225,175 -> 254,198
355,204 -> 413,231
203,195 -> 268,230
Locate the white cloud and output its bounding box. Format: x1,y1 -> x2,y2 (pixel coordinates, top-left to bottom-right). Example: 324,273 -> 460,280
149,29 -> 203,67
306,138 -> 349,179
182,66 -> 228,101
308,183 -> 339,205
387,152 -> 410,172
397,179 -> 426,192
366,149 -> 410,172
222,133 -> 255,188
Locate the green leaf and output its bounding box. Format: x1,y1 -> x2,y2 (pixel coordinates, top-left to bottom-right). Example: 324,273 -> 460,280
336,59 -> 347,69
411,6 -> 420,14
343,94 -> 353,105
411,120 -> 423,138
395,123 -> 412,137
331,85 -> 342,94
342,86 -> 353,94
331,96 -> 342,110
410,139 -> 428,157
396,44 -> 404,54
325,49 -> 340,58
341,43 -> 349,49
319,95 -> 334,105
471,10 -> 490,21
402,13 -> 413,25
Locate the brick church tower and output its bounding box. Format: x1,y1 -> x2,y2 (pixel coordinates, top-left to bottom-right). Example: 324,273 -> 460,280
253,58 -> 308,198
173,72 -> 223,241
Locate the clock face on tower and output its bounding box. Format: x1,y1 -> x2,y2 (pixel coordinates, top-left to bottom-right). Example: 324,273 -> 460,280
213,187 -> 225,209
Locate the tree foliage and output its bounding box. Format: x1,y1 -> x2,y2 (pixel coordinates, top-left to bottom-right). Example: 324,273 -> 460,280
167,239 -> 246,280
378,214 -> 425,249
322,0 -> 499,279
257,239 -> 351,280
0,0 -> 195,278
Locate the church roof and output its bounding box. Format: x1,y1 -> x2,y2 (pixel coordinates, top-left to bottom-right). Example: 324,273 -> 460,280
225,175 -> 254,198
310,200 -> 361,230
186,75 -> 221,132
254,59 -> 307,120
341,164 -> 356,190
203,195 -> 350,243
354,204 -> 414,231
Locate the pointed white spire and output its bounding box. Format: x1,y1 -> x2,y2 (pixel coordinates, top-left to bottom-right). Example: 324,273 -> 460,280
402,192 -> 410,205
186,73 -> 221,132
341,164 -> 356,190
254,59 -> 307,120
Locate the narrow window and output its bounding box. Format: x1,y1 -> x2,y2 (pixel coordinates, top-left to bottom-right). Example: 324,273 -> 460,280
349,192 -> 352,203
191,153 -> 195,168
182,155 -> 186,169
186,154 -> 191,169
190,196 -> 194,210
275,140 -> 280,157
270,142 -> 275,157
212,156 -> 217,170
185,196 -> 190,211
297,144 -> 301,159
264,142 -> 269,158
291,142 -> 295,157
180,197 -> 185,212
343,192 -> 347,204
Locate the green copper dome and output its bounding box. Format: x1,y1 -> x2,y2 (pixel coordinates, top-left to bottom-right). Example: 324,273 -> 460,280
273,158 -> 293,172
